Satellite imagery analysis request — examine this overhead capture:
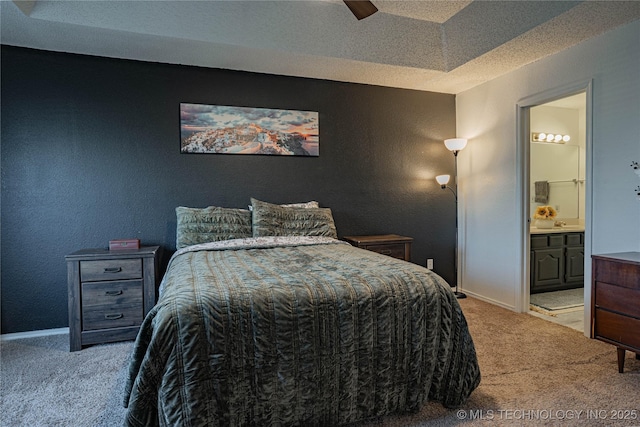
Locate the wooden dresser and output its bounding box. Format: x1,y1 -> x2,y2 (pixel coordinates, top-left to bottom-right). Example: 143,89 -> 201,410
591,252 -> 640,373
66,246 -> 160,351
342,234 -> 412,262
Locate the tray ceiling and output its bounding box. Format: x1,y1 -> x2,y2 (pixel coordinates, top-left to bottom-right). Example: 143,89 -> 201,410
2,1 -> 639,93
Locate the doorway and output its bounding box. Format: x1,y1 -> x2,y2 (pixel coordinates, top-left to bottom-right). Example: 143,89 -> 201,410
528,93 -> 587,331
516,81 -> 593,336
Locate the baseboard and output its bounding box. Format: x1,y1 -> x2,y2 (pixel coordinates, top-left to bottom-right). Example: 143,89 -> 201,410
1,327 -> 69,341
460,290 -> 518,312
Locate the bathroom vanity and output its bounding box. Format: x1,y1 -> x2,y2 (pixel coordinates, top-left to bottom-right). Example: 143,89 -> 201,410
530,228 -> 584,294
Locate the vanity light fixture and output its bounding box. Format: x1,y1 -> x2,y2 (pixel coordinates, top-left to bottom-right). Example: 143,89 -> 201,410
435,138 -> 467,299
531,132 -> 570,143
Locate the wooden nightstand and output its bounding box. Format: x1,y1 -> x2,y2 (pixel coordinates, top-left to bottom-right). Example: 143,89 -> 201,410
66,246 -> 161,351
343,234 -> 412,261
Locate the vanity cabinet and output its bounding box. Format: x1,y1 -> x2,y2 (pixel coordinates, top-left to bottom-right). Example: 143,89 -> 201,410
530,232 -> 584,294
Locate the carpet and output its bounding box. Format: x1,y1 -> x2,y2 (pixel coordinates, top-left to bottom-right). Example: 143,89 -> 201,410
2,297 -> 638,427
530,287 -> 584,311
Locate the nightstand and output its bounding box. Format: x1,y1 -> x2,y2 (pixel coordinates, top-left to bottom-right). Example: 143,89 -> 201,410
66,246 -> 161,351
343,234 -> 413,261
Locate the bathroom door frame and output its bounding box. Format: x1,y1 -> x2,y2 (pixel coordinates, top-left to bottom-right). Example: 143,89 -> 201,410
516,80 -> 593,336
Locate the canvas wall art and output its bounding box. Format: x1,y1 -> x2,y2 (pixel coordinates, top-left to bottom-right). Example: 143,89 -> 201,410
180,103 -> 319,156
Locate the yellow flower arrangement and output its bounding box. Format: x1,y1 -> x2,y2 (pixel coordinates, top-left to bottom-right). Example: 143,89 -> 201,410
534,205 -> 557,219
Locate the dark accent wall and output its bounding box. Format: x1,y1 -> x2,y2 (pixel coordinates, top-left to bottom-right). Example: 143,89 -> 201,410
1,46 -> 457,334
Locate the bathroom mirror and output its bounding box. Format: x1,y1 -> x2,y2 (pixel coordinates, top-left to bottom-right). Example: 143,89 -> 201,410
530,143 -> 580,219
529,94 -> 586,222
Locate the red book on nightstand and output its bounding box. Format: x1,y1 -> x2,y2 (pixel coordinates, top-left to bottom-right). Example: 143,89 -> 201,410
109,239 -> 140,251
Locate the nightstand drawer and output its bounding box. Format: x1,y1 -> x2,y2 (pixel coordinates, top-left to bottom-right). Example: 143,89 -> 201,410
364,243 -> 406,260
82,304 -> 143,331
82,280 -> 143,331
81,259 -> 142,282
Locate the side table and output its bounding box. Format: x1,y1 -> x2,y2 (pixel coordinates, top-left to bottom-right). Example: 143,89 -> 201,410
342,234 -> 412,262
66,246 -> 160,351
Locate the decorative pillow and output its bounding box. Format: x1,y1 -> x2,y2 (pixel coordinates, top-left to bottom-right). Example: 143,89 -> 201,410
175,206 -> 252,249
250,198 -> 337,238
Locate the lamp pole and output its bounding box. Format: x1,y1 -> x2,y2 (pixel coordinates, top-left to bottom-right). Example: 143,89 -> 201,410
438,138 -> 468,299
452,149 -> 466,299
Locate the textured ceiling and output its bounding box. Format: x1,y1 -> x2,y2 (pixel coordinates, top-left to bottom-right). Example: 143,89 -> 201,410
2,1 -> 639,94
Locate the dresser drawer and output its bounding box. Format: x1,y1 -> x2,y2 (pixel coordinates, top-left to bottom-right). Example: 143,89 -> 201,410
81,259 -> 142,282
594,259 -> 640,290
595,282 -> 640,318
594,308 -> 640,350
82,280 -> 143,331
363,243 -> 406,260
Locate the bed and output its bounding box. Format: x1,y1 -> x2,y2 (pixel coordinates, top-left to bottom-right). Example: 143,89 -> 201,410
124,199 -> 481,426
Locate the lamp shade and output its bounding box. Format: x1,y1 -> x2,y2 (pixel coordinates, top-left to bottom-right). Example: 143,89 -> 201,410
435,174 -> 450,186
444,138 -> 467,152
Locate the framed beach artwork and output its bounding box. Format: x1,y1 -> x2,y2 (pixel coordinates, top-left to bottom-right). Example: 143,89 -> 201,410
180,103 -> 319,156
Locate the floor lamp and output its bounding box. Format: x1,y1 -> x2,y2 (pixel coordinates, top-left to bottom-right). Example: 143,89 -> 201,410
436,138 -> 467,299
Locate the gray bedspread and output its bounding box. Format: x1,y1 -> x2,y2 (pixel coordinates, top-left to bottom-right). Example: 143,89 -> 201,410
124,237 -> 480,426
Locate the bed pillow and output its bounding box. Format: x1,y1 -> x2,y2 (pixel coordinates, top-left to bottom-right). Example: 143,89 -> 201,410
248,200 -> 319,211
175,206 -> 252,249
251,198 -> 337,238
280,201 -> 319,208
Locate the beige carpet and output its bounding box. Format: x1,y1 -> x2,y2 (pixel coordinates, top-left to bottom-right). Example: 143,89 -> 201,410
365,298 -> 640,426
1,297 -> 638,426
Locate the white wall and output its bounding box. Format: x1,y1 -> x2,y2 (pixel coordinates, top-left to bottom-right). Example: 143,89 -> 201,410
456,20 -> 640,312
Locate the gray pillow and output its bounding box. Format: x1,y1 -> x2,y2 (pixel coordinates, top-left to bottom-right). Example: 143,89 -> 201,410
251,198 -> 337,238
280,201 -> 319,208
175,206 -> 252,249
248,200 -> 319,211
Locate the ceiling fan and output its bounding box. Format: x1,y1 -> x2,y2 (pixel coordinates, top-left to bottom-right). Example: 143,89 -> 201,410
343,1 -> 378,20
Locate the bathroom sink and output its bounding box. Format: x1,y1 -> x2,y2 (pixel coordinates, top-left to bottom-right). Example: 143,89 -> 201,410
530,224 -> 584,233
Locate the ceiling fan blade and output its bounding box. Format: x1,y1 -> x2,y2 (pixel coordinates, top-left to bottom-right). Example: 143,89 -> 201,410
343,1 -> 378,20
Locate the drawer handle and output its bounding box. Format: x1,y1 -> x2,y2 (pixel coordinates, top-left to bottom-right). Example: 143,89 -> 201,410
380,250 -> 392,255
103,267 -> 122,273
105,290 -> 123,296
104,313 -> 123,320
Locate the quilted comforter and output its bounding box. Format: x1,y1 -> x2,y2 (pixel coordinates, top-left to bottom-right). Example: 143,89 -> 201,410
124,237 -> 480,426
